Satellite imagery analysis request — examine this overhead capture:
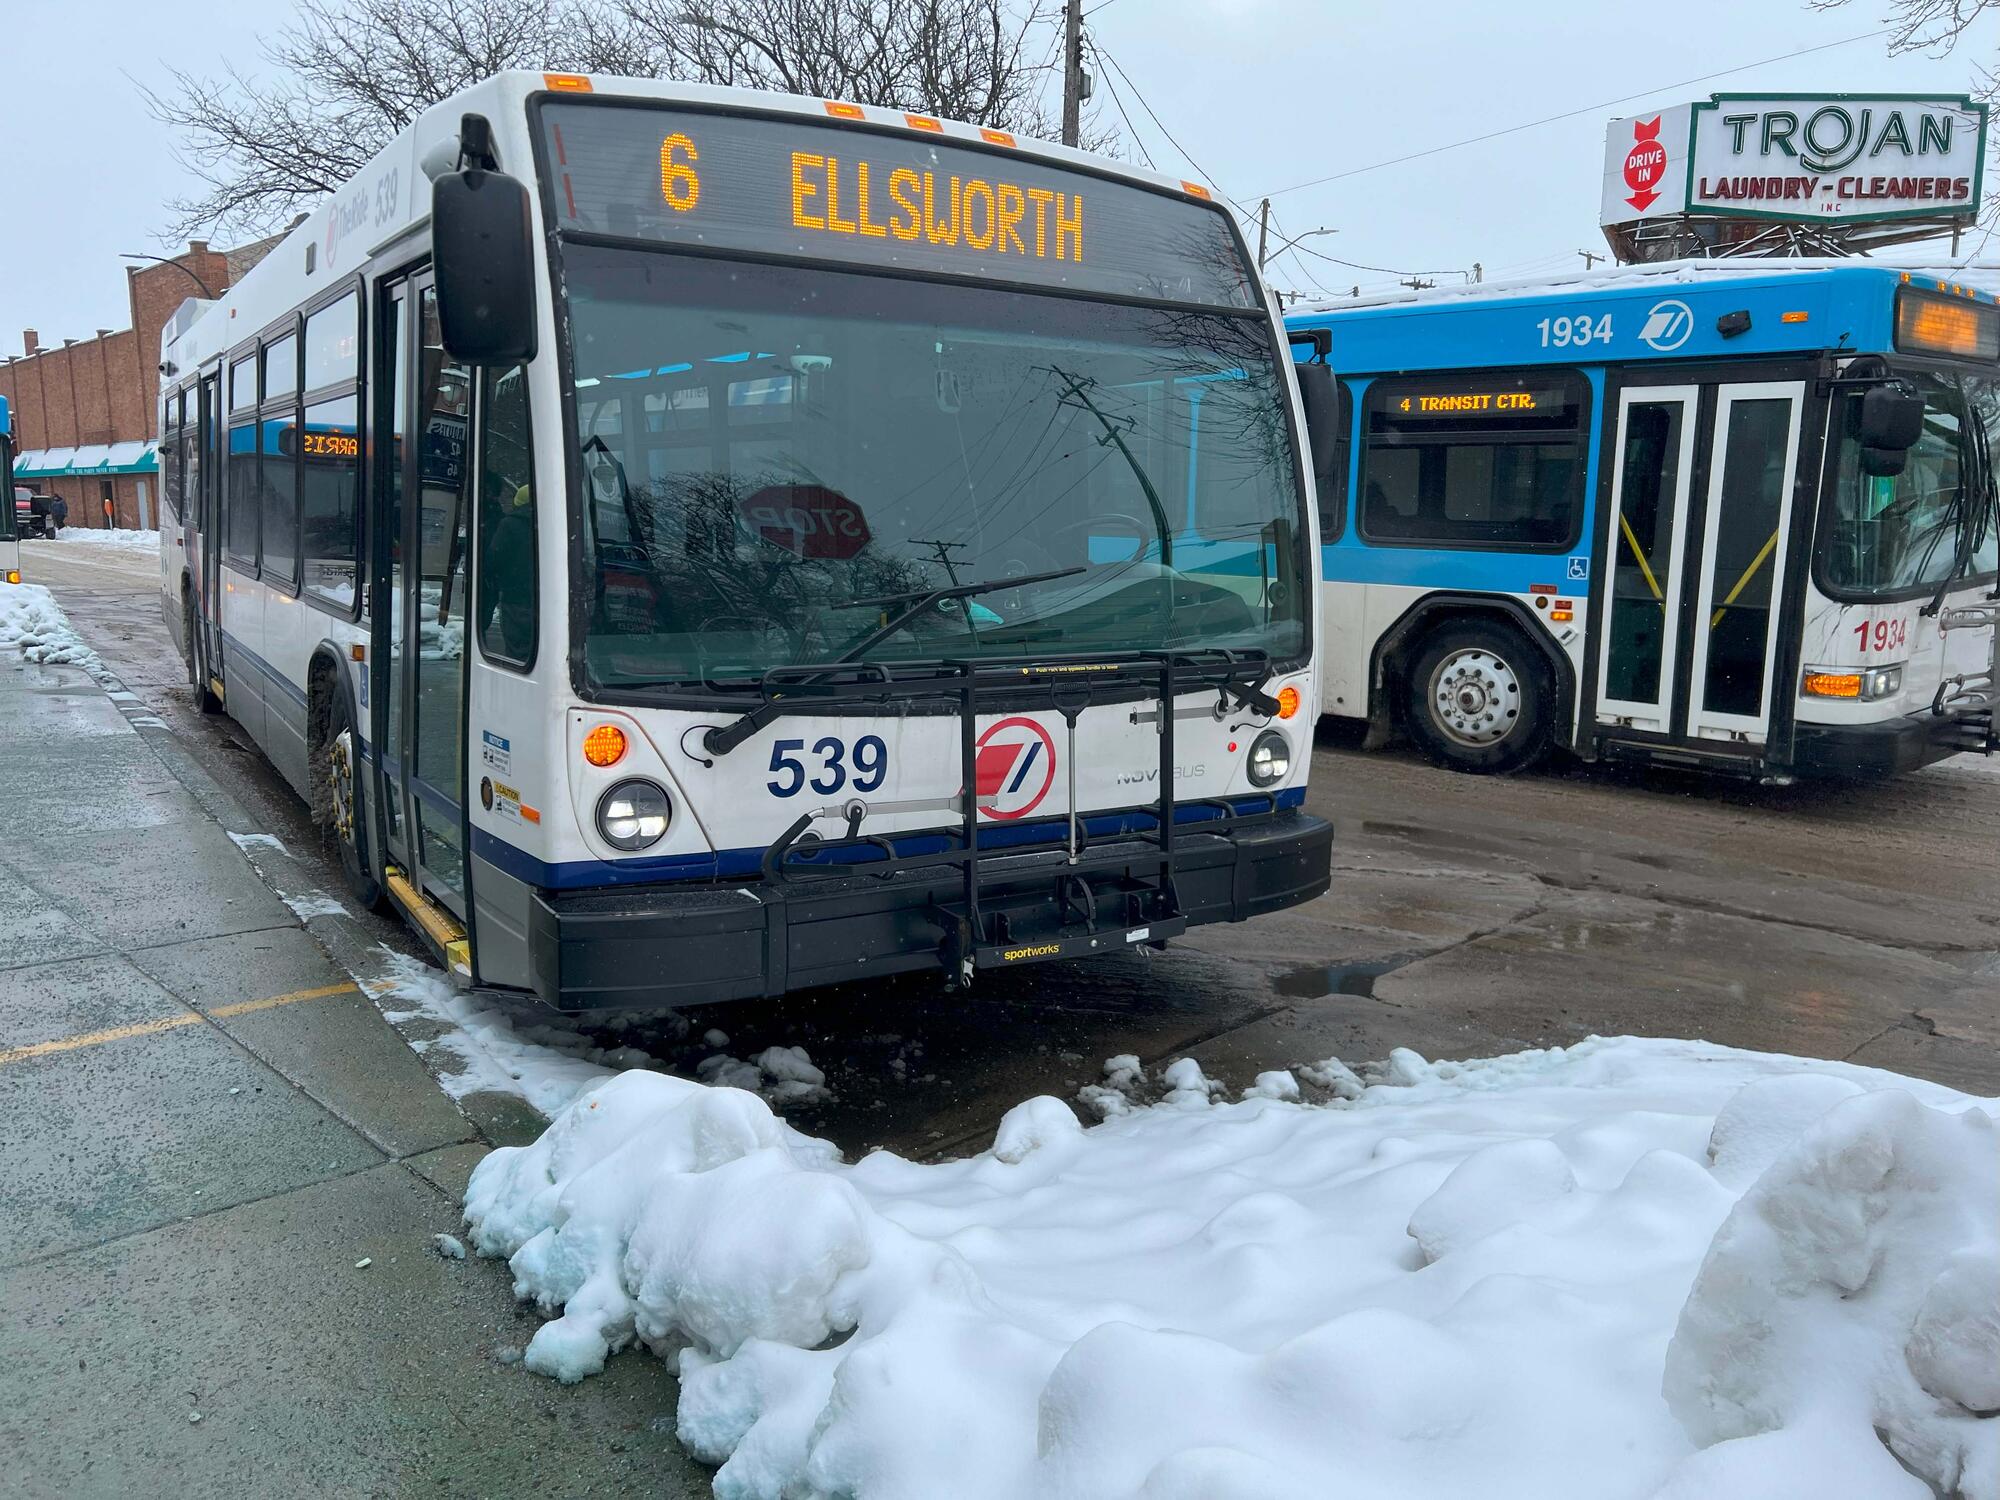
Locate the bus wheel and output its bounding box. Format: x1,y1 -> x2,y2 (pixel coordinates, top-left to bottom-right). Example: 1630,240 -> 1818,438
325,690 -> 382,910
1406,621 -> 1553,774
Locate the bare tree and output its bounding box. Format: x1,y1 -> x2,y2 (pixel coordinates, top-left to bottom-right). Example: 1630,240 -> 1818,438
1811,0 -> 1999,227
602,0 -> 1073,139
1810,0 -> 1996,63
148,0 -> 1096,241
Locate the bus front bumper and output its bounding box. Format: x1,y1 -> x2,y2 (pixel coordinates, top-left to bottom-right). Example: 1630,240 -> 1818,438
526,809 -> 1333,1012
1794,706 -> 1996,776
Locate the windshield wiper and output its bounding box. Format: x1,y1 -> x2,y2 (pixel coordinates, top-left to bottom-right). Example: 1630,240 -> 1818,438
832,566 -> 1084,663
1923,413 -> 1996,618
698,567 -> 1085,757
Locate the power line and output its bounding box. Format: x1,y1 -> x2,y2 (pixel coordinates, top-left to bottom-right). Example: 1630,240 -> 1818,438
1088,40 -> 1156,169
1284,236 -> 1465,280
1094,49 -> 1241,209
1255,27 -> 1890,201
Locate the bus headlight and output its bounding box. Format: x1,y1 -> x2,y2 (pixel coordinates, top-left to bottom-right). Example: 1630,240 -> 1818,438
596,779 -> 672,850
1802,664 -> 1903,701
1247,729 -> 1292,787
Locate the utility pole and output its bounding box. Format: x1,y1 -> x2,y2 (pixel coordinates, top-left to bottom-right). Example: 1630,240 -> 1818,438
1061,0 -> 1085,148
1577,248 -> 1605,269
1400,277 -> 1435,291
1256,199 -> 1271,270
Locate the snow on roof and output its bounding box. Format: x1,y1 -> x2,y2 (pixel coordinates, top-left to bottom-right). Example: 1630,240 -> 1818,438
1298,256 -> 2000,317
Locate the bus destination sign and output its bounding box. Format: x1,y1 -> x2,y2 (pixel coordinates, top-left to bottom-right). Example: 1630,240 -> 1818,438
540,102 -> 1253,308
1392,386 -> 1568,418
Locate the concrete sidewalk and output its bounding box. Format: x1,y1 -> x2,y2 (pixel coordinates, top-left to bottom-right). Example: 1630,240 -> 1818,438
0,652 -> 708,1496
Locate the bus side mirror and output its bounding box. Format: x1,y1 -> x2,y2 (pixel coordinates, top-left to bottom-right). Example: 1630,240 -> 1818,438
1859,379 -> 1923,452
1860,445 -> 1910,478
432,132 -> 538,365
1295,361 -> 1340,482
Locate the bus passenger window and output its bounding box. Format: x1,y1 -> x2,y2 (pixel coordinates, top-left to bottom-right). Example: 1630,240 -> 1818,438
263,403 -> 301,590
1359,373 -> 1587,550
226,411 -> 259,567
477,365 -> 538,667
302,394 -> 361,610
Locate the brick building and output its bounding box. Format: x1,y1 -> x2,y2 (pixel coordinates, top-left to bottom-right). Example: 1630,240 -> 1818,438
0,236 -> 279,529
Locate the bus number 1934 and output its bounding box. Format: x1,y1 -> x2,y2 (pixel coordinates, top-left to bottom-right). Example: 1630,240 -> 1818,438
1537,313 -> 1613,348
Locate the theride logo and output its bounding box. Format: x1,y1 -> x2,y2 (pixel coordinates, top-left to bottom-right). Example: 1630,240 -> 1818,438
969,717 -> 1057,820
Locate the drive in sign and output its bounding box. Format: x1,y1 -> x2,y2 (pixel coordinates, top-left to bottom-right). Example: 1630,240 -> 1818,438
1602,94 -> 1987,227
739,483 -> 872,559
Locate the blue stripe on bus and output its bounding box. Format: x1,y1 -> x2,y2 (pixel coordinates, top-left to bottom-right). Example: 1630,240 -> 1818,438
472,786 -> 1308,891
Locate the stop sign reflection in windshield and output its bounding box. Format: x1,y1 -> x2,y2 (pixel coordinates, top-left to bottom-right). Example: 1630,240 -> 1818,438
740,484 -> 872,560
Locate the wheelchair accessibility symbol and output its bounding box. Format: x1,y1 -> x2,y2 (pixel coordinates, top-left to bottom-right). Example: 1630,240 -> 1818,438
1567,556 -> 1589,581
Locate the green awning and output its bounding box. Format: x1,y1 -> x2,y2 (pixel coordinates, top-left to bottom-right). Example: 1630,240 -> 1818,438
10,442 -> 156,478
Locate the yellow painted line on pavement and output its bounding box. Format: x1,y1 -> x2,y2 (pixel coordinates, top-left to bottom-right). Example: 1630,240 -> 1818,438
0,981 -> 359,1066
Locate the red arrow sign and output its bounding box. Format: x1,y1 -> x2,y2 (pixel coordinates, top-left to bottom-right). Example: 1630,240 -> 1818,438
1621,119 -> 1669,216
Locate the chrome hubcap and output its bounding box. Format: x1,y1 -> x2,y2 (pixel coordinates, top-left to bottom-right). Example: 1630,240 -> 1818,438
1429,648 -> 1522,748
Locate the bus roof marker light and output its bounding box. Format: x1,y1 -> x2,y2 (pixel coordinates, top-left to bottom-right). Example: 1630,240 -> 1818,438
543,73 -> 592,92
905,114 -> 943,133
980,128 -> 1016,147
824,101 -> 865,119
1182,182 -> 1213,201
583,723 -> 628,768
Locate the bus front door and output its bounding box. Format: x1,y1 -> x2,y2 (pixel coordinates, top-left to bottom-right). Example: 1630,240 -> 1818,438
375,271 -> 474,930
1597,379 -> 1805,753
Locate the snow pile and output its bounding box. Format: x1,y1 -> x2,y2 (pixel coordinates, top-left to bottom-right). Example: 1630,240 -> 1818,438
378,953 -> 638,1116
46,526 -> 159,551
1664,1090 -> 1999,1498
462,1036 -> 1997,1500
697,1045 -> 833,1104
0,583 -> 103,669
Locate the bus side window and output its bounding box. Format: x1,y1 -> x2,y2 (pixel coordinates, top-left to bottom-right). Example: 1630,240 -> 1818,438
476,364 -> 538,669
1357,372 -> 1586,550
226,355 -> 260,569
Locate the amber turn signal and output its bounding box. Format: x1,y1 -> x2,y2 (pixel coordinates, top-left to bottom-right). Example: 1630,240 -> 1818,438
583,723 -> 628,767
1275,685 -> 1301,720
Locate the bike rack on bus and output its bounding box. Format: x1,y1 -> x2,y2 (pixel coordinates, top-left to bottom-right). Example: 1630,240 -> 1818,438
710,648 -> 1280,982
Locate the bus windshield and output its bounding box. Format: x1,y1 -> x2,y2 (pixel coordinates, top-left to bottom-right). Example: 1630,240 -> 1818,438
561,245 -> 1308,688
1822,370 -> 1999,598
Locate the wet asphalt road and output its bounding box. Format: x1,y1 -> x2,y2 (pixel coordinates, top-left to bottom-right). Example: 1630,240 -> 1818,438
28,533 -> 2000,1163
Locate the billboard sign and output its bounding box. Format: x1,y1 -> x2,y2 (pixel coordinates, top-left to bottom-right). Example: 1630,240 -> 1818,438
1603,94 -> 1987,227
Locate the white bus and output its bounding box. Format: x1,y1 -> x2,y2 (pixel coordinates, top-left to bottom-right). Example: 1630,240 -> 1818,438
157,72 -> 1332,1010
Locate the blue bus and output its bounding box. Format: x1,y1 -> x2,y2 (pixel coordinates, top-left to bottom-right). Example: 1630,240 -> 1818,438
1288,262 -> 1999,778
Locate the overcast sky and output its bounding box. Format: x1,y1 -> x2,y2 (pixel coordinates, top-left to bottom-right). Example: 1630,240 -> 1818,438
2,0 -> 1993,352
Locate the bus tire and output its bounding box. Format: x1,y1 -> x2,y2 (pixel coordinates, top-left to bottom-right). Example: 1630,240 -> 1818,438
324,687 -> 383,911
1405,620 -> 1553,774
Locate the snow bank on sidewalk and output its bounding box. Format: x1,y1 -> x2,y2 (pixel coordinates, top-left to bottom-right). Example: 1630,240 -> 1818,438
462,1036 -> 1998,1500
43,526 -> 160,551
0,583 -> 103,669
